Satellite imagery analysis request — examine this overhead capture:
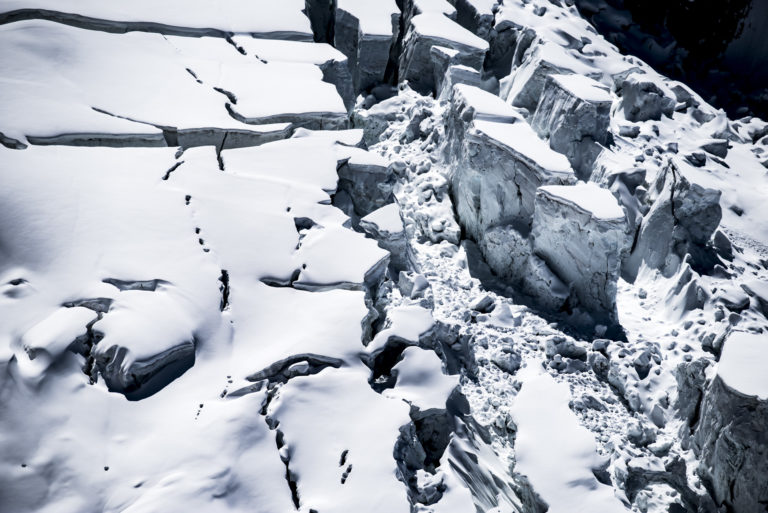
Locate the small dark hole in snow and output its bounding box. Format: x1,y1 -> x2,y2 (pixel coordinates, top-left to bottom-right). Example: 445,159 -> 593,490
104,466 -> 109,471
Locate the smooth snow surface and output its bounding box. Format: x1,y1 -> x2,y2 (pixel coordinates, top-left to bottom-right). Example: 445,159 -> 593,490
511,368 -> 628,513
717,331 -> 768,399
538,183 -> 625,220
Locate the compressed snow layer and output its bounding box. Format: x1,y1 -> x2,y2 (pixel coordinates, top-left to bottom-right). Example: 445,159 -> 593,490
538,183 -> 625,220
551,74 -> 612,103
361,203 -> 405,235
0,0 -> 312,37
717,331 -> 768,399
511,369 -> 628,513
384,346 -> 459,410
411,13 -> 489,50
472,120 -> 573,174
336,0 -> 399,36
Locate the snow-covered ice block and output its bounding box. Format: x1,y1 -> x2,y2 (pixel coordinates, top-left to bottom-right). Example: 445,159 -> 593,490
336,147 -> 396,216
531,74 -> 612,180
18,307 -> 97,380
399,13 -> 489,94
360,203 -> 410,272
532,183 -> 627,322
444,83 -> 524,161
693,331 -> 768,513
294,226 -> 390,292
335,0 -> 400,92
438,64 -> 485,100
231,37 -> 356,110
617,72 -> 676,122
0,0 -> 313,40
452,118 -> 574,244
365,305 -> 435,359
1,145 -> 223,399
384,346 -> 459,411
626,161 -> 722,279
501,41 -> 601,112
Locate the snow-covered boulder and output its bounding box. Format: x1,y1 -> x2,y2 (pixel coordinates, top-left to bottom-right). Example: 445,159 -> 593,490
531,74 -> 613,180
335,0 -> 400,93
626,161 -> 722,279
437,64 -> 485,100
360,203 -> 410,272
531,183 -> 627,322
692,331 -> 768,513
399,13 -> 488,94
501,41 -> 600,112
617,72 -> 676,122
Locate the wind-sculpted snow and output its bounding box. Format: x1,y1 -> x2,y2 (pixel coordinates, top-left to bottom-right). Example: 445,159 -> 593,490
3,0 -> 768,512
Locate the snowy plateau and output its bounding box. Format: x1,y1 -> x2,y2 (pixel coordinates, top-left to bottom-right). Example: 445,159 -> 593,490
1,1 -> 768,513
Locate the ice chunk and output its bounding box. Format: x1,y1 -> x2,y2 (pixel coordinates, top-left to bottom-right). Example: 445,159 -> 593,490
452,0 -> 498,40
18,307 -> 97,379
336,147 -> 396,217
531,74 -> 612,180
294,226 -> 390,292
452,118 -> 574,243
384,347 -> 459,411
532,183 -> 627,321
0,21 -> 326,146
230,37 -> 356,110
626,161 -> 722,279
360,203 -> 410,272
617,72 -> 676,122
335,0 -> 400,92
501,41 -> 601,112
399,13 -> 489,94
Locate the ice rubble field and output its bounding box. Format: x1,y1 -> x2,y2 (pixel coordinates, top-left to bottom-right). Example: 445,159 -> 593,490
1,1 -> 767,513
